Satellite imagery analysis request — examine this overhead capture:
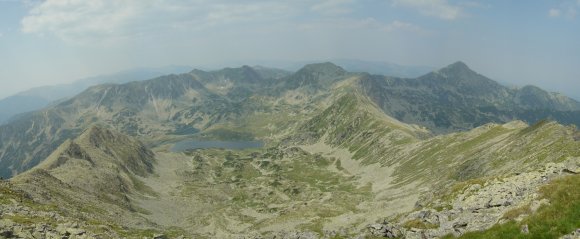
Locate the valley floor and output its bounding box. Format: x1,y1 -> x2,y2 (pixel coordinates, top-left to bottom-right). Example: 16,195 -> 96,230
133,143 -> 420,238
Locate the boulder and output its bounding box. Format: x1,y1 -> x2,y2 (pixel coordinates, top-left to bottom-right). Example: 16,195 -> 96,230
153,233 -> 167,239
367,222 -> 401,238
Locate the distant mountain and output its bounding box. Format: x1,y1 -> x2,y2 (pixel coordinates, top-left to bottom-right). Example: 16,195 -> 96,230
1,62 -> 580,178
0,65 -> 193,124
360,61 -> 580,133
0,95 -> 48,125
225,59 -> 434,78
331,59 -> 434,78
280,62 -> 349,91
0,65 -> 288,177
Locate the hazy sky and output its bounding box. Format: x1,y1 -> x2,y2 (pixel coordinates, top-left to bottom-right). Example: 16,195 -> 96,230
0,0 -> 579,99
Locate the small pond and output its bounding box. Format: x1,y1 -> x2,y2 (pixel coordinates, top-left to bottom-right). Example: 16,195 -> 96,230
171,140 -> 264,152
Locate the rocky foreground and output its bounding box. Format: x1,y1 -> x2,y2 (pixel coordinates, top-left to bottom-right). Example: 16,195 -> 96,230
366,159 -> 580,239
1,157 -> 579,239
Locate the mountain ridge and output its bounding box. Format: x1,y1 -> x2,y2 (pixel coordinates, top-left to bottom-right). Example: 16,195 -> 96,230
16,125 -> 156,210
1,61 -> 580,179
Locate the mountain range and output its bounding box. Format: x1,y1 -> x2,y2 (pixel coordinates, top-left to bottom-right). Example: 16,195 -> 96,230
0,61 -> 579,238
0,66 -> 193,125
0,60 -> 432,125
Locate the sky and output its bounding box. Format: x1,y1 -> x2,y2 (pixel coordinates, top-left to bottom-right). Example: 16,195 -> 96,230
0,0 -> 579,99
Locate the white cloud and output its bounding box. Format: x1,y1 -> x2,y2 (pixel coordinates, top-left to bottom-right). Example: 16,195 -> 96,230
392,0 -> 462,20
567,7 -> 577,18
310,0 -> 355,16
19,0 -> 430,46
548,1 -> 580,19
20,0 -> 296,45
383,20 -> 425,33
549,8 -> 561,17
297,17 -> 428,36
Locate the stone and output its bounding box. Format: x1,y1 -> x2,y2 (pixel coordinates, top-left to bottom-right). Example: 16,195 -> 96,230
418,210 -> 431,219
66,228 -> 86,236
153,233 -> 167,239
0,229 -> 13,238
32,231 -> 43,239
35,223 -> 47,232
560,228 -> 580,239
563,160 -> 579,174
530,199 -> 549,212
453,221 -> 468,228
55,224 -> 69,235
520,224 -> 529,234
367,222 -> 400,238
0,219 -> 14,228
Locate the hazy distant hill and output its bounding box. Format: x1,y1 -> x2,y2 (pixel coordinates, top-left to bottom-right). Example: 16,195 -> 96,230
331,59 -> 434,77
0,66 -> 192,124
361,61 -> 580,133
229,59 -> 434,78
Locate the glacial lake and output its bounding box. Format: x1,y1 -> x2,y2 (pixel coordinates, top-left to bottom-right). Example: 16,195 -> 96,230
171,140 -> 264,152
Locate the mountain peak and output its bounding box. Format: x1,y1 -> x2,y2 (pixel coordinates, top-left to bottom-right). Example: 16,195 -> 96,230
298,62 -> 346,75
428,61 -> 482,81
78,125 -> 121,148
439,61 -> 474,74
448,61 -> 469,69
282,62 -> 348,90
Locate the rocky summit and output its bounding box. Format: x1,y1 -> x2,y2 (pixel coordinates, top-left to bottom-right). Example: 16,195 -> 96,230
1,62 -> 580,238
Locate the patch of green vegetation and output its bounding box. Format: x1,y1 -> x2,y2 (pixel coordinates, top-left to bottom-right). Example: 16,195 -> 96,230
433,205 -> 452,212
179,147 -> 375,234
108,223 -> 187,239
501,204 -> 532,221
4,214 -> 56,226
0,183 -> 58,212
518,120 -> 550,136
403,219 -> 439,229
129,174 -> 159,197
435,178 -> 487,205
441,221 -> 521,239
334,158 -> 345,171
297,219 -> 325,236
445,174 -> 580,239
171,124 -> 200,135
200,128 -> 255,141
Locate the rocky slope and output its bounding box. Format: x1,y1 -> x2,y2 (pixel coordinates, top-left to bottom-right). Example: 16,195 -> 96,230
10,125 -> 158,219
364,159 -> 580,239
0,126 -> 183,239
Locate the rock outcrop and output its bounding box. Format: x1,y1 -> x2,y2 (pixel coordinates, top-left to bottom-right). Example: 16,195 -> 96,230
370,158 -> 580,239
